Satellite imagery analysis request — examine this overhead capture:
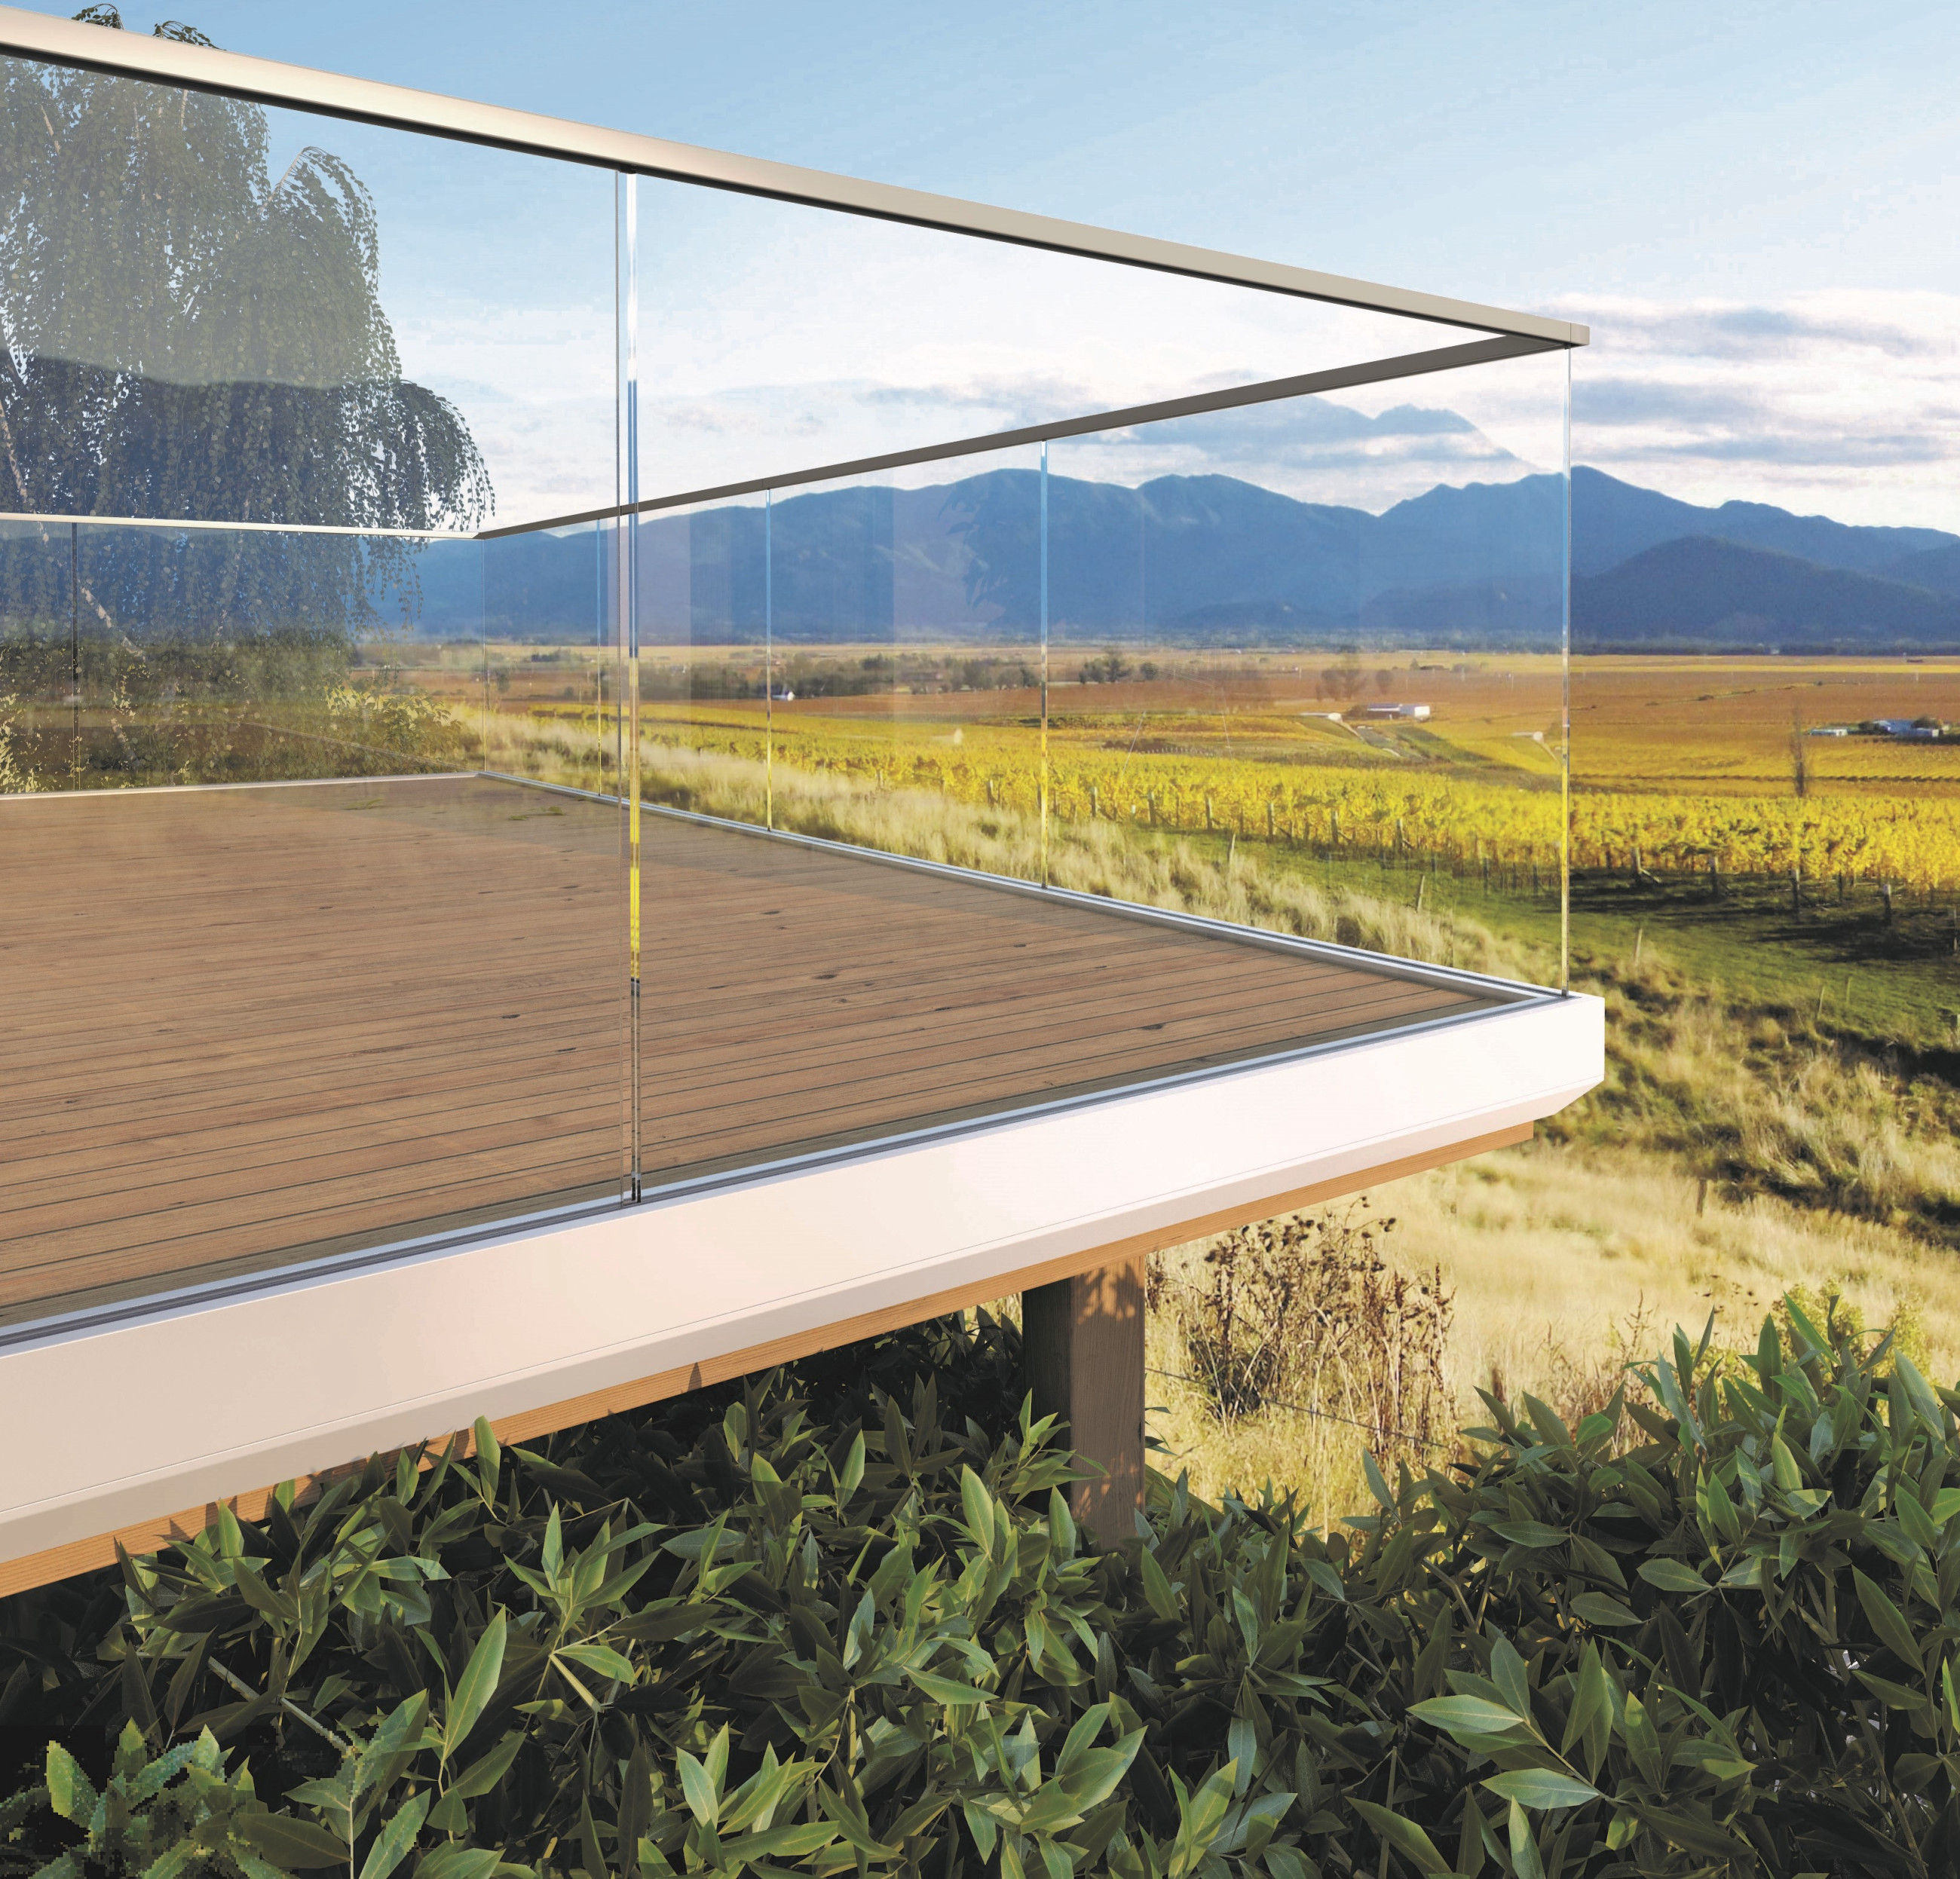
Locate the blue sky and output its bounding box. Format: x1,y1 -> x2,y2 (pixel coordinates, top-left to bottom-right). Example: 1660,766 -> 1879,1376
18,0 -> 1960,528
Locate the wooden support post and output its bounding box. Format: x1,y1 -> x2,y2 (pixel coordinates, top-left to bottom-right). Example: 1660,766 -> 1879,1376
1022,1255 -> 1147,1540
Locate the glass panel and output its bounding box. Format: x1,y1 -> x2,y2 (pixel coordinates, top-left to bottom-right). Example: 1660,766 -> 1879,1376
1046,345 -> 1572,989
482,522 -> 617,797
0,50 -> 625,1327
636,494 -> 772,828
634,445 -> 1055,1189
762,449 -> 1046,874
2,35 -> 1580,1325
1,50 -> 614,531
0,519 -> 622,1329
633,178 -> 1476,504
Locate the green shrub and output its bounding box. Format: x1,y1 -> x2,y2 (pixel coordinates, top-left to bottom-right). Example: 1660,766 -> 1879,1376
7,1300 -> 1960,1877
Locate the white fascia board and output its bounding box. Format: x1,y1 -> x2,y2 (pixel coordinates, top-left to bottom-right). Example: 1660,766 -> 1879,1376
2,990 -> 1601,1562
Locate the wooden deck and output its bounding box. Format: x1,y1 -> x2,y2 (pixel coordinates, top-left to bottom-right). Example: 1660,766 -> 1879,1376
0,774 -> 1506,1326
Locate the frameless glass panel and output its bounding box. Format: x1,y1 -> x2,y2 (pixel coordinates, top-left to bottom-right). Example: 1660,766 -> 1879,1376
635,494 -> 772,828
1,50 -> 614,533
1046,345 -> 1571,990
482,521 -> 617,797
632,179 -> 1483,505
762,448 -> 1046,873
633,445 -> 1055,1189
0,519 -> 624,1330
0,49 -> 626,1329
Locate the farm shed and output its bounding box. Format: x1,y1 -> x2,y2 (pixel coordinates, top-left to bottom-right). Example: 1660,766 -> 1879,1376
0,5 -> 1600,1590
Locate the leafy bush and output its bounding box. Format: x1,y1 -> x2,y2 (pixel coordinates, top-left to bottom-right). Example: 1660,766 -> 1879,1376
8,1301 -> 1960,1877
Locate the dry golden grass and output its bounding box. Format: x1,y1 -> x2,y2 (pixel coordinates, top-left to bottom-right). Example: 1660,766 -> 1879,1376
1145,1137 -> 1959,1526
485,712 -> 1525,978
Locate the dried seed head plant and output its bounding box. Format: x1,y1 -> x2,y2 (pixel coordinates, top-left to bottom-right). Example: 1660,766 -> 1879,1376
1157,1201 -> 1456,1474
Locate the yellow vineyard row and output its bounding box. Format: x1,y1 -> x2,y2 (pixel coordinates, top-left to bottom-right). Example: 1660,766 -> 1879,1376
642,711 -> 1960,889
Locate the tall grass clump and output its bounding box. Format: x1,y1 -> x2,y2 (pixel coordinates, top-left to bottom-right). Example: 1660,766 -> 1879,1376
1151,1205 -> 1454,1471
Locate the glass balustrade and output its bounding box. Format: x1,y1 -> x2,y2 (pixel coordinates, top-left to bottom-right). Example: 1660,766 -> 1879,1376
0,33 -> 1579,1328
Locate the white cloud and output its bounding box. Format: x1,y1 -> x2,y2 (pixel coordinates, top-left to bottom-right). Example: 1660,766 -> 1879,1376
1557,290 -> 1960,528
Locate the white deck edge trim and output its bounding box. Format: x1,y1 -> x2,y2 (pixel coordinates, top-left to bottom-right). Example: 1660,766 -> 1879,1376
1,990 -> 1602,1563
0,6 -> 1586,347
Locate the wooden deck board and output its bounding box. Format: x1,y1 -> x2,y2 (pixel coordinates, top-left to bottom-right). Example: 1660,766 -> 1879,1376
0,775 -> 1505,1324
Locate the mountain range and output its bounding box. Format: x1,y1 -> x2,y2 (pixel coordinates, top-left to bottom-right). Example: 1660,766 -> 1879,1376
421,465 -> 1960,652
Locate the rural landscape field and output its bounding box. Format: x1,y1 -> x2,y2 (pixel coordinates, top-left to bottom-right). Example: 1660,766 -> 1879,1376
368,633 -> 1958,1521
5,543 -> 1956,1527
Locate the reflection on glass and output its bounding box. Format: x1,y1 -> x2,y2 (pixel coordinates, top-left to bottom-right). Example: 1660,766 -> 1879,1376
1045,347 -> 1571,983
636,494 -> 770,827
631,177 -> 1463,505
0,519 -> 484,787
759,448 -> 1046,876
482,522 -> 616,796
2,47 -> 611,534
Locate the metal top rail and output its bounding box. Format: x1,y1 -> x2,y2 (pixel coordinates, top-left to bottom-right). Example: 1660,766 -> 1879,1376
0,5 -> 1588,350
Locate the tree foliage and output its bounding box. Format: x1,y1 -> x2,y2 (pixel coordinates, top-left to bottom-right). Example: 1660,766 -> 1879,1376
0,10 -> 489,646
7,1302 -> 1960,1877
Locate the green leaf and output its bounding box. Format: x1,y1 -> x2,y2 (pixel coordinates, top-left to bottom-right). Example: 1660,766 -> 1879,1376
441,1732 -> 525,1805
1410,1694 -> 1532,1739
471,1417 -> 500,1499
1855,1669 -> 1931,1710
835,1431 -> 865,1503
960,1467 -> 994,1547
1507,1799 -> 1547,1879
1622,1692 -> 1667,1789
554,1643 -> 633,1683
1637,1558 -> 1710,1595
540,1508 -> 563,1581
1138,1546 -> 1182,1623
1350,1799 -> 1452,1876
44,1745 -> 97,1825
357,1692 -> 433,1801
677,1752 -> 719,1830
1489,1634 -> 1533,1721
239,1815 -> 356,1871
412,1849 -> 501,1879
356,1791 -> 430,1879
905,1669 -> 995,1708
1570,1592 -> 1640,1627
1490,1520 -> 1568,1550
1854,1568 -> 1926,1674
1481,1770 -> 1599,1811
444,1611 -> 508,1758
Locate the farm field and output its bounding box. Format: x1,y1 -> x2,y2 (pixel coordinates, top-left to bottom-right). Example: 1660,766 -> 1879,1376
426,641 -> 1960,896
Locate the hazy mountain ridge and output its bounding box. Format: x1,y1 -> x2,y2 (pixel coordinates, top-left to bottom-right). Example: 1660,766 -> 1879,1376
419,465 -> 1960,650
1573,536 -> 1960,650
